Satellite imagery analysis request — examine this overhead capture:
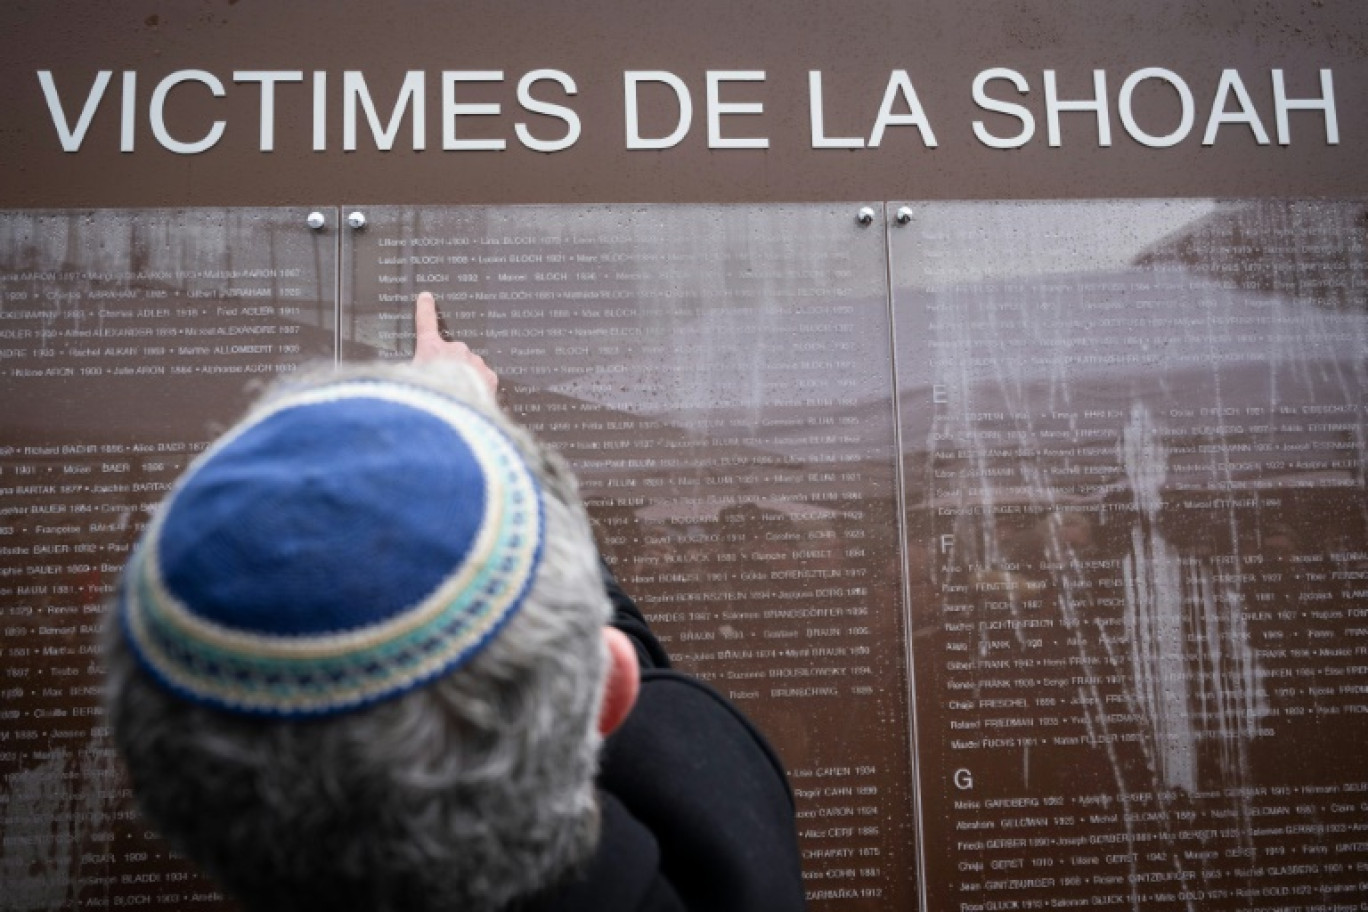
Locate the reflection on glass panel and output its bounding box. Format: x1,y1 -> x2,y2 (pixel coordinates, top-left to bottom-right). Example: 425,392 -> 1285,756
344,204 -> 916,909
892,200 -> 1368,912
0,208 -> 336,910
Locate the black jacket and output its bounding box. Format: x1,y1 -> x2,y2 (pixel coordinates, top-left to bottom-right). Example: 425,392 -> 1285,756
530,565 -> 807,912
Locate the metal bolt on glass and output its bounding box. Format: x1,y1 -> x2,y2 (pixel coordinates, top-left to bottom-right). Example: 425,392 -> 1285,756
346,212 -> 367,230
856,206 -> 876,226
306,211 -> 326,230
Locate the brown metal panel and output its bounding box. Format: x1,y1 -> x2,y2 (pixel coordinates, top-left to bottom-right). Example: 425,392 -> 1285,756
0,207 -> 335,910
0,2 -> 1365,207
892,199 -> 1368,911
342,203 -> 917,908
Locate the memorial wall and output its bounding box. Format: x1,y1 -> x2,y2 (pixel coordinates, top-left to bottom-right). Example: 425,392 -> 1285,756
2,3 -> 1367,911
1,200 -> 1364,911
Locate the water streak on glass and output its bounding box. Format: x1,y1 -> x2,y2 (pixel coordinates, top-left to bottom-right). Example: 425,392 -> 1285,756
892,199 -> 1368,912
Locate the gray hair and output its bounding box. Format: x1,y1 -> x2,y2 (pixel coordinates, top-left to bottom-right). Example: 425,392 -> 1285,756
105,360 -> 612,912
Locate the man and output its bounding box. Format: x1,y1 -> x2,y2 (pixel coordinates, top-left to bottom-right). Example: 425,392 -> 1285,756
105,293 -> 806,912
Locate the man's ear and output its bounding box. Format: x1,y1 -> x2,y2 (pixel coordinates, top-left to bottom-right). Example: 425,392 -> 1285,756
598,627 -> 640,736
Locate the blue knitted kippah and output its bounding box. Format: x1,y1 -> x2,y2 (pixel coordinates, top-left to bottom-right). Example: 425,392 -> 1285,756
118,379 -> 545,718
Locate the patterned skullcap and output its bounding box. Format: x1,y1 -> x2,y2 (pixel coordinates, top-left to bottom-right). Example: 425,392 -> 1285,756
118,379 -> 545,718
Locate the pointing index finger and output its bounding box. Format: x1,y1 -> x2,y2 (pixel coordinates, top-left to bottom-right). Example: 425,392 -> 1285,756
414,291 -> 440,344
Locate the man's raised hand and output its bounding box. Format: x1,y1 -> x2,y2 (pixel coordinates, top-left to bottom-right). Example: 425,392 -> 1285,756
412,291 -> 499,397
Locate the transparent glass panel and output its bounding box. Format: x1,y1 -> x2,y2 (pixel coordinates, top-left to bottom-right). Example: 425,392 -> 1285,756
0,208 -> 337,910
344,204 -> 916,908
892,200 -> 1368,911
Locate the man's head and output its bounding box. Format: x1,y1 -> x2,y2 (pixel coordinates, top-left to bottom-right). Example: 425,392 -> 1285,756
106,359 -> 636,912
